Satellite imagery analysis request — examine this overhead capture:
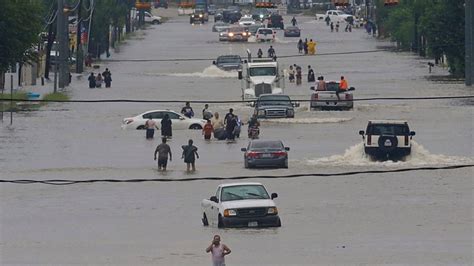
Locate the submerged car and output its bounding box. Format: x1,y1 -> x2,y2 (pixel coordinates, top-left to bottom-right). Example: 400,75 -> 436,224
241,140 -> 290,168
222,26 -> 250,42
255,28 -> 276,42
359,120 -> 416,161
201,182 -> 281,228
190,9 -> 208,24
254,94 -> 298,119
122,110 -> 206,130
310,81 -> 355,110
213,55 -> 242,71
284,26 -> 301,37
212,22 -> 229,32
238,16 -> 256,26
252,9 -> 271,22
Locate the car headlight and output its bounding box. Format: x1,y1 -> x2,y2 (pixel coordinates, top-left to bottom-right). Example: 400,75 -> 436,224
267,207 -> 278,215
199,14 -> 203,18
228,32 -> 234,37
257,110 -> 265,116
260,14 -> 264,18
224,209 -> 237,217
242,32 -> 247,36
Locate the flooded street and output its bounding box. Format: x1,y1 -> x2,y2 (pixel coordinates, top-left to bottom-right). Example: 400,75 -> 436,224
1,11 -> 473,265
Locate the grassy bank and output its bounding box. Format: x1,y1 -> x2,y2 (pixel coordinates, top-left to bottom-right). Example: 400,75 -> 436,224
42,92 -> 70,102
0,92 -> 27,112
0,92 -> 70,112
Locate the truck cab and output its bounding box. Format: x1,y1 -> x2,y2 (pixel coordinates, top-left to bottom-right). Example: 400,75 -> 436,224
239,58 -> 284,100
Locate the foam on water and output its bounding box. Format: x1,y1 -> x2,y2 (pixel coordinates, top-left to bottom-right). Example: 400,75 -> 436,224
307,141 -> 474,167
146,65 -> 237,78
262,117 -> 353,124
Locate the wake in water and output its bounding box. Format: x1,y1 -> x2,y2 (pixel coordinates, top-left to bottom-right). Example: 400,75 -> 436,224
262,117 -> 353,124
307,141 -> 474,167
145,65 -> 237,78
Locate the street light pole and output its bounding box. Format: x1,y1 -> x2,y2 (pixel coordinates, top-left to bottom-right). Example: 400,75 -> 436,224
76,0 -> 83,74
466,0 -> 473,86
57,0 -> 69,89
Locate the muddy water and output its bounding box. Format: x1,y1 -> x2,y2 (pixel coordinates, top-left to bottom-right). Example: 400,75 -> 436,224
1,12 -> 472,265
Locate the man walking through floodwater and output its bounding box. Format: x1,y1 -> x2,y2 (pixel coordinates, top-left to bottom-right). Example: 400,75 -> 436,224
154,137 -> 172,171
182,139 -> 199,172
206,235 -> 231,266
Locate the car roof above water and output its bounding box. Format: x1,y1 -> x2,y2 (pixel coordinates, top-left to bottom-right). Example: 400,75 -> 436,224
219,182 -> 263,188
368,120 -> 409,125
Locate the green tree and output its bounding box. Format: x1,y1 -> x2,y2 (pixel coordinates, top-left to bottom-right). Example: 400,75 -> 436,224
419,0 -> 465,76
0,0 -> 45,73
376,0 -> 465,77
88,0 -> 129,57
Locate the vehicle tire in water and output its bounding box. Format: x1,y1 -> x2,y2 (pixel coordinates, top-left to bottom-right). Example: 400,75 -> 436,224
189,124 -> 202,130
276,217 -> 282,227
137,125 -> 145,130
218,215 -> 224,228
202,213 -> 209,226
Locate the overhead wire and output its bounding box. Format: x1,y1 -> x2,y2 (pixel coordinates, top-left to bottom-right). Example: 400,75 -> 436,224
1,95 -> 473,104
1,164 -> 472,185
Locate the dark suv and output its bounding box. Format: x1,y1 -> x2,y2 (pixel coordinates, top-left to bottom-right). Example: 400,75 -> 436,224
268,14 -> 284,29
213,55 -> 242,71
254,94 -> 298,119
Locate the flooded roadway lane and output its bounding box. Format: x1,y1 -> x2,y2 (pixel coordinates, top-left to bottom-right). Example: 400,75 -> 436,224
1,10 -> 473,265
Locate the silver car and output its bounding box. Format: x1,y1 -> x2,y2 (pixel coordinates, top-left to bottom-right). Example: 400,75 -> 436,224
241,140 -> 290,169
212,22 -> 229,32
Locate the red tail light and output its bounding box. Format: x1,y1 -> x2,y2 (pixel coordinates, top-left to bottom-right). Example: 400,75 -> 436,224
345,94 -> 350,100
367,135 -> 371,145
312,93 -> 318,100
247,152 -> 259,158
272,151 -> 287,157
256,34 -> 259,38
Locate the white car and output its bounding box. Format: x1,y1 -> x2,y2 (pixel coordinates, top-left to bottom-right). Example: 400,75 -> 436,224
255,28 -> 275,42
144,11 -> 162,24
201,182 -> 281,228
122,110 -> 206,130
238,17 -> 256,26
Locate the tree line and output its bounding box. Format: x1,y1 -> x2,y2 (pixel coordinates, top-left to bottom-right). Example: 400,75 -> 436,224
0,0 -> 139,84
375,0 -> 465,77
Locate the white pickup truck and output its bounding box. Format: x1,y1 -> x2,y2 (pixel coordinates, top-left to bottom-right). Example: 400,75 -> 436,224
201,182 -> 281,228
238,58 -> 284,100
315,10 -> 353,22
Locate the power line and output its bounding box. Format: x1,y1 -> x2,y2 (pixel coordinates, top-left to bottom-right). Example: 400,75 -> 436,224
1,95 -> 473,104
1,164 -> 472,185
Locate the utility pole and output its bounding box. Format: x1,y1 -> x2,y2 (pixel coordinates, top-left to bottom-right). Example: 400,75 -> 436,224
76,0 -> 83,73
57,0 -> 69,89
466,0 -> 473,86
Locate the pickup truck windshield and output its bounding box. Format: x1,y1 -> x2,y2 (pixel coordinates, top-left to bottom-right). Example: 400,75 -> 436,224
258,96 -> 291,106
221,185 -> 270,201
249,67 -> 276,76
367,124 -> 410,135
